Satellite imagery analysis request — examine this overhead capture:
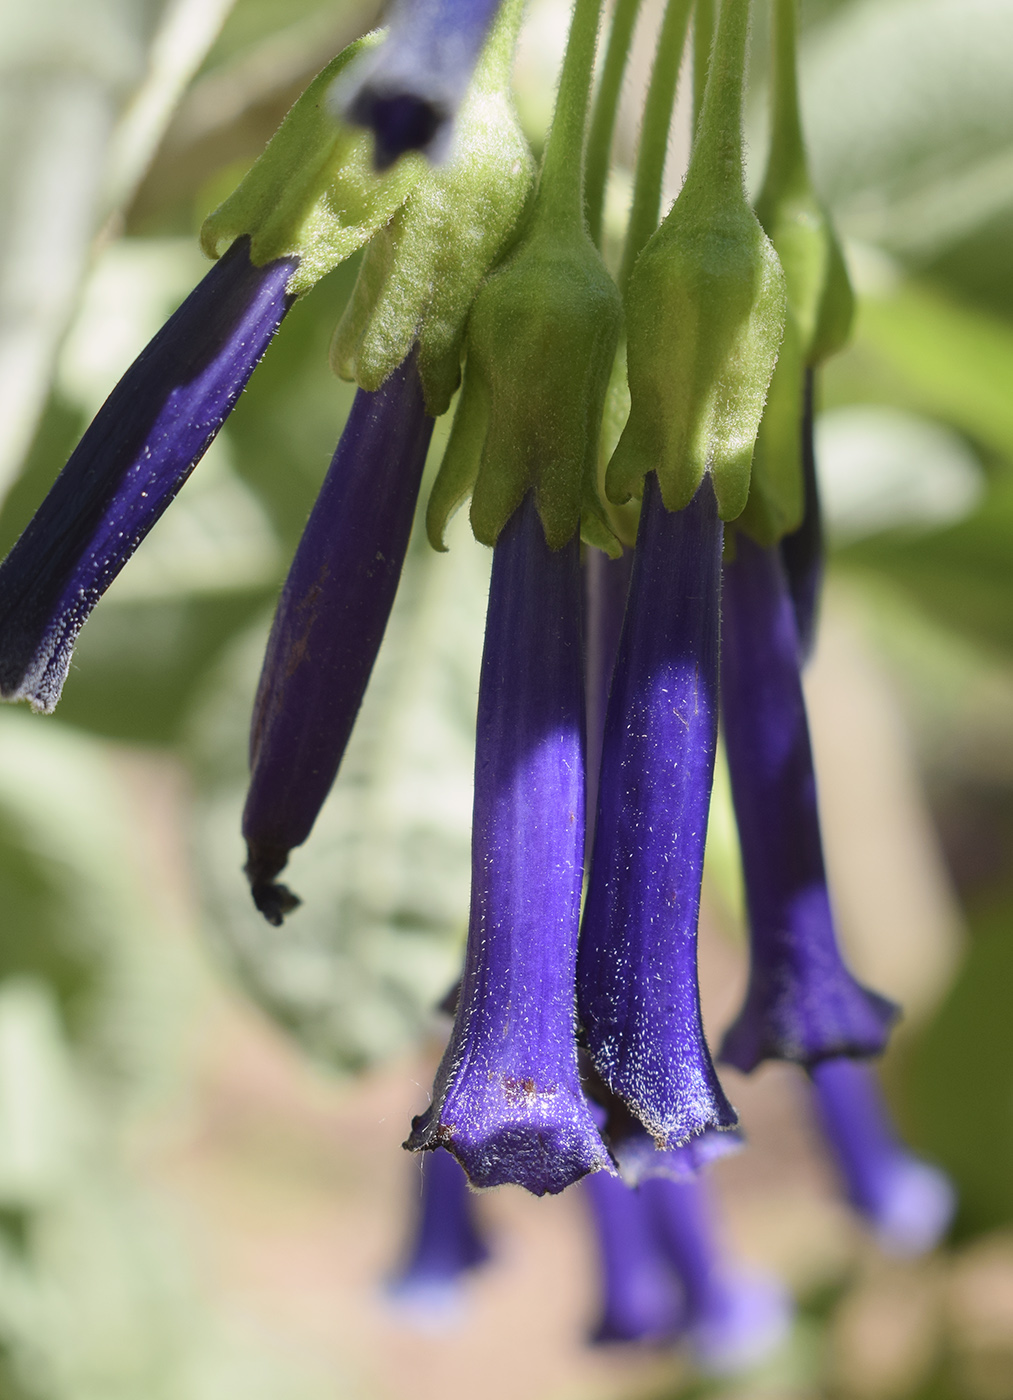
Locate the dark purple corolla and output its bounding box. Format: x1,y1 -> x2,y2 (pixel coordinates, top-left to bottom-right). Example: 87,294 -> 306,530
583,1170 -> 682,1344
387,1147 -> 490,1319
407,494 -> 609,1195
779,368 -> 822,661
582,544 -> 633,855
0,237 -> 295,714
719,532 -> 897,1072
643,1174 -> 792,1373
810,1056 -> 954,1256
578,473 -> 738,1149
242,351 -> 433,924
336,0 -> 505,167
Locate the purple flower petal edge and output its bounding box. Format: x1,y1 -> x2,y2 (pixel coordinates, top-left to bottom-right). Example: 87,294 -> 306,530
0,236 -> 295,713
719,532 -> 898,1071
242,352 -> 433,924
810,1057 -> 955,1256
406,494 -> 609,1195
338,0 -> 505,167
578,474 -> 739,1148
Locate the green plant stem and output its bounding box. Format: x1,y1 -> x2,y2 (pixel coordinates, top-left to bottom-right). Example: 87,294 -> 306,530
764,0 -> 807,192
685,0 -> 750,195
618,0 -> 694,291
692,0 -> 714,136
584,0 -> 643,246
536,0 -> 607,228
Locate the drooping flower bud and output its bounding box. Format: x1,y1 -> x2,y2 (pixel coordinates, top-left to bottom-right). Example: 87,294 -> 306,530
606,0 -> 787,522
242,352 -> 433,924
643,1175 -> 793,1373
0,238 -> 295,714
578,475 -> 739,1149
809,1057 -> 954,1256
406,494 -> 609,1194
201,36 -> 424,298
719,533 -> 898,1071
386,1148 -> 490,1321
426,0 -> 621,556
332,0 -> 533,416
333,0 -> 506,168
583,1171 -> 682,1344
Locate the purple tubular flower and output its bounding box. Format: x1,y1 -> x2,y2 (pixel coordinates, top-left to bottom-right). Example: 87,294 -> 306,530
718,533 -> 898,1072
583,1171 -> 682,1344
582,544 -> 633,857
779,368 -> 822,662
243,351 -> 434,925
406,494 -> 609,1195
642,1175 -> 793,1374
577,473 -> 738,1148
338,0 -> 505,167
0,236 -> 295,714
810,1057 -> 955,1256
386,1148 -> 490,1320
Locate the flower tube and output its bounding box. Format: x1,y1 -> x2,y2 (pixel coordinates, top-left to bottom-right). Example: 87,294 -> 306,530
0,238 -> 295,713
387,1147 -> 490,1320
583,1171 -> 682,1344
243,352 -> 434,924
719,533 -> 897,1071
779,368 -> 823,661
407,494 -> 609,1195
578,473 -> 738,1149
809,1056 -> 954,1256
335,0 -> 505,167
643,1174 -> 792,1373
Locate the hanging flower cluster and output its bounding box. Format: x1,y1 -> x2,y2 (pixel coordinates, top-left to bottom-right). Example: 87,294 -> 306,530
0,0 -> 955,1369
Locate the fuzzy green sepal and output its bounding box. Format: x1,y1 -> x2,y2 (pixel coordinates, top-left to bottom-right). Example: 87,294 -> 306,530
606,184 -> 786,520
734,306 -> 805,546
331,2 -> 534,416
200,36 -> 425,297
427,220 -> 623,553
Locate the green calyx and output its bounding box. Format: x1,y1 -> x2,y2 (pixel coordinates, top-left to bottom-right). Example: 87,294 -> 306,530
330,0 -> 534,417
753,0 -> 854,365
427,0 -> 622,555
607,0 -> 787,520
734,304 -> 804,544
200,35 -> 425,298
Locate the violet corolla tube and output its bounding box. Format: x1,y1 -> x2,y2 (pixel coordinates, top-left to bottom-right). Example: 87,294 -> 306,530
577,473 -> 738,1148
643,1174 -> 793,1374
0,236 -> 295,714
386,1147 -> 490,1323
810,1056 -> 954,1256
719,532 -> 898,1071
243,350 -> 433,925
779,368 -> 822,662
583,1170 -> 682,1344
335,0 -> 505,167
407,494 -> 609,1195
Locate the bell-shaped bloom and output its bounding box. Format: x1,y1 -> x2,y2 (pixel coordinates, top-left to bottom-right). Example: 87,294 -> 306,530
0,237 -> 296,714
242,352 -> 434,924
642,1175 -> 793,1374
719,533 -> 897,1072
779,368 -> 823,661
583,1170 -> 682,1344
335,0 -> 506,168
578,474 -> 738,1148
809,1057 -> 954,1256
386,1147 -> 490,1322
407,494 -> 609,1195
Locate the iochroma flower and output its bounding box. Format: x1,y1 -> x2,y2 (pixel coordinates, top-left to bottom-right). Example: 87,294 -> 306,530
242,351 -> 434,924
387,1147 -> 490,1321
0,238 -> 295,713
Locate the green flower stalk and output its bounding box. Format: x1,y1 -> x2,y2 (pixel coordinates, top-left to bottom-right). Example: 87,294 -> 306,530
332,0 -> 534,416
607,0 -> 787,521
426,0 -> 622,554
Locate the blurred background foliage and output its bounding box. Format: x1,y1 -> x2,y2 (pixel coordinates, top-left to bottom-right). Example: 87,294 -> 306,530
0,0 -> 1011,1396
